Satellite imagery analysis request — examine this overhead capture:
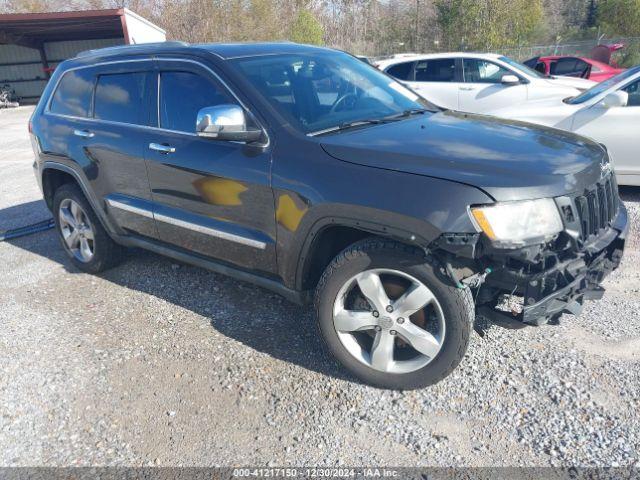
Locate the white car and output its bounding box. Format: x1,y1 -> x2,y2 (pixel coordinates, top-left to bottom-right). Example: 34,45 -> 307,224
489,65 -> 640,186
376,52 -> 595,113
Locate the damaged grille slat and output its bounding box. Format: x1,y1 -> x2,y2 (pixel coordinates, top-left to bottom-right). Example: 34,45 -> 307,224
591,190 -> 600,235
605,180 -> 614,221
598,183 -> 607,232
566,172 -> 619,242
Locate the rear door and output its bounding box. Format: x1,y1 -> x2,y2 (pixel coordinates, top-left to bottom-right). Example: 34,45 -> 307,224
44,61 -> 157,238
458,58 -> 528,113
144,59 -> 277,274
404,57 -> 460,109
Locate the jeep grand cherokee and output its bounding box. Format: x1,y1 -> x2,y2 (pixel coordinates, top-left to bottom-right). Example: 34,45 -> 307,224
30,42 -> 628,389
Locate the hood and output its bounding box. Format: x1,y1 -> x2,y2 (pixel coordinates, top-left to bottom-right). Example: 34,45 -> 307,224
319,110 -> 606,202
545,76 -> 597,91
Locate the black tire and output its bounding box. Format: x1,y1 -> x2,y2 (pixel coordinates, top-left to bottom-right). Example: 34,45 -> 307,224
52,183 -> 123,273
315,238 -> 474,390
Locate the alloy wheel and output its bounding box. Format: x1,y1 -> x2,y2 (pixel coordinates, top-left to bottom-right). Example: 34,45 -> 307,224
332,268 -> 445,374
58,198 -> 95,263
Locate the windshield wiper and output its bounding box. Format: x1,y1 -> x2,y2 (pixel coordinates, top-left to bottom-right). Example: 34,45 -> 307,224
308,118 -> 388,136
309,108 -> 430,137
381,108 -> 430,120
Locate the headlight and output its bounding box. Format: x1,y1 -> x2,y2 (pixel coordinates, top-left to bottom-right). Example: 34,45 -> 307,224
470,198 -> 563,248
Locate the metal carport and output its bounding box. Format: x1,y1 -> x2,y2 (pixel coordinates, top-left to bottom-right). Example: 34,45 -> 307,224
0,8 -> 165,104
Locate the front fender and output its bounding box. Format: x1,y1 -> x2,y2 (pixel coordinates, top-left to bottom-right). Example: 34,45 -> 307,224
273,170 -> 493,290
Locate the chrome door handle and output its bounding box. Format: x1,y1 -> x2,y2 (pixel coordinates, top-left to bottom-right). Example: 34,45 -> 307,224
459,86 -> 475,91
149,143 -> 176,154
73,129 -> 94,138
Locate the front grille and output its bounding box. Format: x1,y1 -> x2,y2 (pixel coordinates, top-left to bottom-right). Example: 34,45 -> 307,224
572,172 -> 619,241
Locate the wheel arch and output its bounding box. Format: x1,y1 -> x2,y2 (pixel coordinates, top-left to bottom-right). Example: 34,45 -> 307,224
42,162 -> 117,235
291,213 -> 439,293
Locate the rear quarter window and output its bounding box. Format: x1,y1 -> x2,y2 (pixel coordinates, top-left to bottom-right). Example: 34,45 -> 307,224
49,69 -> 94,117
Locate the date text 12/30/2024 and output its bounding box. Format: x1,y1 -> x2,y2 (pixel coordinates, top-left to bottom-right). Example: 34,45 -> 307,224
232,468 -> 399,478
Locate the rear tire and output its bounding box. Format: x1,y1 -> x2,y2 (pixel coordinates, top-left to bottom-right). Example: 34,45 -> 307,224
53,183 -> 123,273
315,238 -> 474,390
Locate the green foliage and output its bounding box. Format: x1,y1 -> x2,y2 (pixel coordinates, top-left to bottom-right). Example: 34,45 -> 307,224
597,0 -> 640,36
4,0 -> 640,56
289,9 -> 324,45
435,0 -> 544,50
615,43 -> 640,67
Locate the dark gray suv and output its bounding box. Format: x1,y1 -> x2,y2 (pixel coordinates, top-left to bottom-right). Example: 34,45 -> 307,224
29,42 -> 628,389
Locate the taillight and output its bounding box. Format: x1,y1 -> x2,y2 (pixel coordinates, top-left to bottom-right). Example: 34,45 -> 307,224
28,120 -> 33,134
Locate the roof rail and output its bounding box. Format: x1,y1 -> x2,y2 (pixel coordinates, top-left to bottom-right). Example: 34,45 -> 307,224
76,41 -> 189,58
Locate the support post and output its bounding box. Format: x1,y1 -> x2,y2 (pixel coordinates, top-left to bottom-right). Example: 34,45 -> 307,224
38,43 -> 50,79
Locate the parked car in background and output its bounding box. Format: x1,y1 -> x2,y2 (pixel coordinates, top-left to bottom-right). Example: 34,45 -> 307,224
30,42 -> 627,390
373,53 -> 420,65
489,65 -> 640,186
524,56 -> 625,82
355,55 -> 373,65
377,53 -> 591,113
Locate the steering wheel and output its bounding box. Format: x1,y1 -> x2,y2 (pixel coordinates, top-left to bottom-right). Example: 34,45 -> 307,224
330,93 -> 358,114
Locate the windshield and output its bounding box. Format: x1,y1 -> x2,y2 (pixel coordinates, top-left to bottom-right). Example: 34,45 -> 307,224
232,51 -> 435,135
567,66 -> 640,104
498,55 -> 546,79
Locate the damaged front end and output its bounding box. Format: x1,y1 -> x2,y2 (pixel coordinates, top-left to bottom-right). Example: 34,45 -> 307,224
434,173 -> 628,329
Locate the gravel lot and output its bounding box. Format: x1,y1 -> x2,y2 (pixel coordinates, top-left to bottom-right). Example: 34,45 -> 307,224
1,106 -> 639,467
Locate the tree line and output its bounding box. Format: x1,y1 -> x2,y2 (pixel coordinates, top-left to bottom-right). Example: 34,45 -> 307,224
2,0 -> 640,57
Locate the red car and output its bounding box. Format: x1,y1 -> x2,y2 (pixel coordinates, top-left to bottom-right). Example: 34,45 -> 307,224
524,55 -> 625,82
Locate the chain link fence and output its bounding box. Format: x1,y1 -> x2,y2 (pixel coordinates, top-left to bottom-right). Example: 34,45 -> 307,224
496,37 -> 640,67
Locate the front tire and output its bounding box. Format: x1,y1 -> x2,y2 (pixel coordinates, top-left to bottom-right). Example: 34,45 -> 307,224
53,183 -> 123,273
315,238 -> 474,390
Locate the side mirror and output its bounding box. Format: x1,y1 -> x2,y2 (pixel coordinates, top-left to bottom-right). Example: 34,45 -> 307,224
600,90 -> 628,108
501,74 -> 520,85
196,104 -> 263,143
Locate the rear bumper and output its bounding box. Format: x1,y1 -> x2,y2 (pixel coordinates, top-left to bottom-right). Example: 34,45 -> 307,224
483,203 -> 627,326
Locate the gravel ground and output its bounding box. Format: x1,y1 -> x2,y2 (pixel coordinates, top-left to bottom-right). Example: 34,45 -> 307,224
1,107 -> 639,467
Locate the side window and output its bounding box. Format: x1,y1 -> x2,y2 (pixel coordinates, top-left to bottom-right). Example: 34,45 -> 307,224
551,58 -> 578,75
463,59 -> 510,83
574,59 -> 590,76
159,71 -> 233,133
94,73 -> 146,124
414,59 -> 456,82
49,69 -> 94,117
623,79 -> 640,107
386,61 -> 414,81
534,62 -> 546,74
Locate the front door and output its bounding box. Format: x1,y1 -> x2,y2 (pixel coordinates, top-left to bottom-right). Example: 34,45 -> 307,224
572,77 -> 640,185
458,58 -> 528,113
144,59 -> 277,274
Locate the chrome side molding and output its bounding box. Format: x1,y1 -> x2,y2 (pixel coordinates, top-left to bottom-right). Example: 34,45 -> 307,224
154,212 -> 267,250
105,198 -> 154,219
105,196 -> 266,249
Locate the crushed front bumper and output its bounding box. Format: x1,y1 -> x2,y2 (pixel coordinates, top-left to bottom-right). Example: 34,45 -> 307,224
481,203 -> 628,327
